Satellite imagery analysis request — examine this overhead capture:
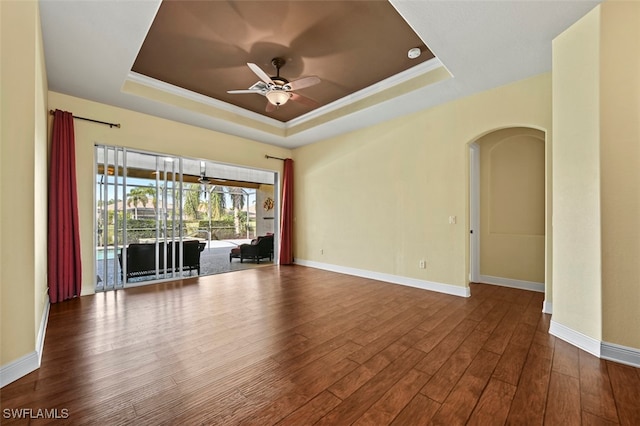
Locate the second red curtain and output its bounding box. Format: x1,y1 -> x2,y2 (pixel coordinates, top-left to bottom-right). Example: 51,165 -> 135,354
279,158 -> 294,264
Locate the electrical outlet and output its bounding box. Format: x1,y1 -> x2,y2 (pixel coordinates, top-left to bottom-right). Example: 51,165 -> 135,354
448,215 -> 457,224
419,260 -> 426,269
320,249 -> 324,255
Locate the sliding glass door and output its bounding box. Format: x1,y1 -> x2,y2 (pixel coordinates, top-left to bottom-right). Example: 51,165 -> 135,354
95,146 -> 278,292
95,146 -> 183,290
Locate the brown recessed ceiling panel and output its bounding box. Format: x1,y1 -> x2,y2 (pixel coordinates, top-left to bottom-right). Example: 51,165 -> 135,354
132,0 -> 434,122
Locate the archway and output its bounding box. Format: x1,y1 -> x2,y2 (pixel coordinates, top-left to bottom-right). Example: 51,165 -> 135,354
469,127 -> 546,293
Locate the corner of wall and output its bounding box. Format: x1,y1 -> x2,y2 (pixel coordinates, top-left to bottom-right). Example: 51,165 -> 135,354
549,319 -> 601,358
0,298 -> 49,388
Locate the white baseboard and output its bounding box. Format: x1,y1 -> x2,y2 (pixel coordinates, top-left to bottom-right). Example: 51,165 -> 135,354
542,300 -> 553,314
601,342 -> 640,368
36,296 -> 50,364
479,275 -> 544,293
0,297 -> 50,388
294,259 -> 470,298
0,352 -> 40,388
549,319 -> 601,357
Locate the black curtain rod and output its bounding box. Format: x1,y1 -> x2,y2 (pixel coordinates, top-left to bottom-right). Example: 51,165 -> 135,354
265,155 -> 286,161
49,110 -> 121,128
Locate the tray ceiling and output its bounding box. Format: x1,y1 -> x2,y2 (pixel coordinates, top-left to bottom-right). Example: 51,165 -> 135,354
39,0 -> 602,148
132,0 -> 434,123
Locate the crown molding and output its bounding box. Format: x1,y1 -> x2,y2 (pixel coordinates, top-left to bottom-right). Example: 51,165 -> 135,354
287,58 -> 444,127
125,57 -> 445,135
125,71 -> 283,128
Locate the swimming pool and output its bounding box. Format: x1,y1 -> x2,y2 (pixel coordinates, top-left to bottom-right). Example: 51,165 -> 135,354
96,247 -> 117,260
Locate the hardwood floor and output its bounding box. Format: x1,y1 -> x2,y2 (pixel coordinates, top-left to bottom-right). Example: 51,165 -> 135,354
2,266 -> 639,425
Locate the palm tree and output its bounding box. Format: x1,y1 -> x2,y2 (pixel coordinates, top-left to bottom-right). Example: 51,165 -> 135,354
183,183 -> 202,220
208,186 -> 226,219
126,187 -> 149,220
145,185 -> 157,214
228,186 -> 245,236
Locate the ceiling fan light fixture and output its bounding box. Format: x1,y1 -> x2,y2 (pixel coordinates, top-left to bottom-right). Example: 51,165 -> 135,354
228,57 -> 319,111
266,90 -> 291,106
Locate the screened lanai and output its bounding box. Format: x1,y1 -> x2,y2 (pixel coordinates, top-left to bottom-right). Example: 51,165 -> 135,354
95,146 -> 277,291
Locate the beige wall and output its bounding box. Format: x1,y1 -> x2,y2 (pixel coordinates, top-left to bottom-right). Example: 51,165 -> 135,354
0,1 -> 49,366
599,1 -> 640,349
552,5 -> 603,341
293,73 -> 551,290
478,128 -> 545,283
552,1 -> 640,350
47,92 -> 292,297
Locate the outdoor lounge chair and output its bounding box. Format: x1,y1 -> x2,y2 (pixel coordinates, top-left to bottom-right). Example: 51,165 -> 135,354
229,234 -> 274,264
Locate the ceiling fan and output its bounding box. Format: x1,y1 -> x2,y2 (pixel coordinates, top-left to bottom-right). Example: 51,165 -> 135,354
227,57 -> 320,112
197,162 -> 227,190
198,161 -> 210,185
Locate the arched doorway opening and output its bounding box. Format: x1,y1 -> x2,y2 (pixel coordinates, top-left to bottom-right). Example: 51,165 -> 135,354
469,127 -> 546,293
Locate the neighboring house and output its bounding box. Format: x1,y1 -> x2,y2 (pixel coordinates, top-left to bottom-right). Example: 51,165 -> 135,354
105,200 -> 160,221
1,0 -> 638,388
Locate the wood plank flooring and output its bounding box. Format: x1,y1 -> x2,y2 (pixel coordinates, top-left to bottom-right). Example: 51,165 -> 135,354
1,265 -> 639,425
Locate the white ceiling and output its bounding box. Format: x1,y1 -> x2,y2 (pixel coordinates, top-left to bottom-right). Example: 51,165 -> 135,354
39,0 -> 601,149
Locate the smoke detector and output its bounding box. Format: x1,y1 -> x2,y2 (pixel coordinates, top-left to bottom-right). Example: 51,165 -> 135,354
408,47 -> 422,59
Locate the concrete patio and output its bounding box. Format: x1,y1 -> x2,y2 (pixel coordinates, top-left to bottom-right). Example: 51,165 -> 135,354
96,239 -> 274,290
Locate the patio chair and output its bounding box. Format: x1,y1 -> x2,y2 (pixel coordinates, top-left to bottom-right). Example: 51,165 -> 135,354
230,234 -> 273,264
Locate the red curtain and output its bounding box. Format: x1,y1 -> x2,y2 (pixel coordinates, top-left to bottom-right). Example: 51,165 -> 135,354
279,158 -> 294,265
48,110 -> 82,303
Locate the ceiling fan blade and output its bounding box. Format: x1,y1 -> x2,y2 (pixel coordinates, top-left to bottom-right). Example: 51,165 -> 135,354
286,76 -> 320,91
290,93 -> 319,108
247,62 -> 274,85
265,101 -> 277,113
227,89 -> 262,94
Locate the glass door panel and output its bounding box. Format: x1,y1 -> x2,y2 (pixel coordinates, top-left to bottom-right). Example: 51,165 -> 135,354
95,145 -> 126,291
95,146 -> 183,290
